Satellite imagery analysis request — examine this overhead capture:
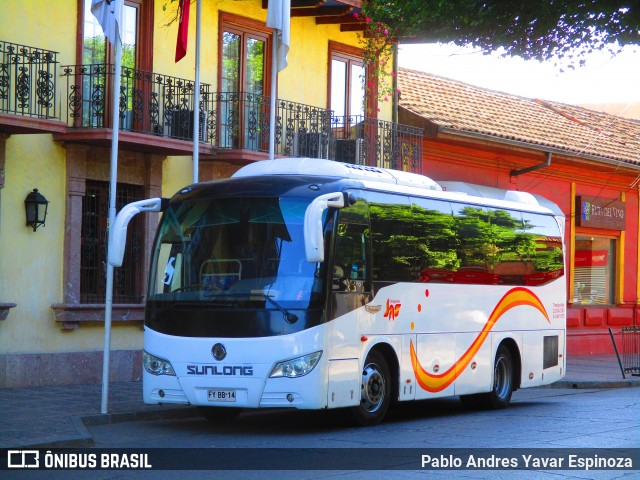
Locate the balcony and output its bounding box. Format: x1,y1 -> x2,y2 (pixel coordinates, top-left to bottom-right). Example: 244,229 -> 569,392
57,70 -> 423,170
1,38 -> 422,170
211,92 -> 333,163
0,40 -> 66,135
328,114 -> 423,173
57,63 -> 215,156
212,91 -> 423,173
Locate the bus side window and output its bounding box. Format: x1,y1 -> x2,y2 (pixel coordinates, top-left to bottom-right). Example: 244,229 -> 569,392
368,192 -> 416,282
411,197 -> 457,283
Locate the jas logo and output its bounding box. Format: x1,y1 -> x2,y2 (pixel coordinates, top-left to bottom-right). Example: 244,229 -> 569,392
384,299 -> 401,321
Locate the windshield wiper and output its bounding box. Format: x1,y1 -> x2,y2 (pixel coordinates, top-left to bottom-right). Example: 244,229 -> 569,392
262,294 -> 299,324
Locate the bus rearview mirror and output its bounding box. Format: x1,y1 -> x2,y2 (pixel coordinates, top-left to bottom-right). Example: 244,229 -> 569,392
304,192 -> 346,263
108,198 -> 168,267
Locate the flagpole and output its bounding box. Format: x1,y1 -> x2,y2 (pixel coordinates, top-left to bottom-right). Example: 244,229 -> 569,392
269,35 -> 277,161
101,21 -> 122,415
266,0 -> 290,161
193,0 -> 201,182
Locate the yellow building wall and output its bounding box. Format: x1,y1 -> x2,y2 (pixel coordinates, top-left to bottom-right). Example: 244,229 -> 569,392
1,0 -> 78,67
154,0 -> 393,120
0,0 -> 395,362
163,156 -> 194,197
2,0 -> 393,122
0,136 -> 144,355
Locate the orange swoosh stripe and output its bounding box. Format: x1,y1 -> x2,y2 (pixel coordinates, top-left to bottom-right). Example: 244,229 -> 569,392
410,287 -> 550,393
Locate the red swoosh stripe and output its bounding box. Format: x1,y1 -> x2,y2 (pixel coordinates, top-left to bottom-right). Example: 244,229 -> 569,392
410,287 -> 550,393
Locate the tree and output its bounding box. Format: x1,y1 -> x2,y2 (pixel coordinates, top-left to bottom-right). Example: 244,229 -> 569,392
364,0 -> 639,66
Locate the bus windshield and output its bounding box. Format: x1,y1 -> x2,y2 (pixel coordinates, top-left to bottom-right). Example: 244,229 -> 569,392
148,196 -> 324,310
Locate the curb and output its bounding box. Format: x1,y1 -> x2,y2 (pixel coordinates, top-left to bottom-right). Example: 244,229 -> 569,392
13,407 -> 199,449
81,406 -> 199,427
14,417 -> 95,449
549,379 -> 640,389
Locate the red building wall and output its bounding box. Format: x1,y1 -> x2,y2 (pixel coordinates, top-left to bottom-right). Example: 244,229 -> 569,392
422,136 -> 638,356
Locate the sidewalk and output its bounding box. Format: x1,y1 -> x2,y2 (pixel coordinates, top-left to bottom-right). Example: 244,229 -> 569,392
0,355 -> 638,449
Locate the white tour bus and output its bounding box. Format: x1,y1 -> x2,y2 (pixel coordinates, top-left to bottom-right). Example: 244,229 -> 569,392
112,158 -> 566,426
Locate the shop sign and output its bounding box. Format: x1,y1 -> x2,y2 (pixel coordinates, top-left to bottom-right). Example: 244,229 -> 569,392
574,250 -> 608,267
576,196 -> 625,230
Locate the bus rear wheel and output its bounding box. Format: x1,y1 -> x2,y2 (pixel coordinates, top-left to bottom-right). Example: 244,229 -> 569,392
460,345 -> 514,410
349,350 -> 391,427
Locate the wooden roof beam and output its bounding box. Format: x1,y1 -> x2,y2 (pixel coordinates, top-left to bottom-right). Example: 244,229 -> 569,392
315,15 -> 360,25
292,6 -> 352,17
340,23 -> 366,32
262,0 -> 329,8
263,0 -> 362,9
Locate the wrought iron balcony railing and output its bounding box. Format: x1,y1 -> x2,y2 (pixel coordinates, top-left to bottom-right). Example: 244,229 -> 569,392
60,63 -> 423,172
211,91 -> 333,158
0,40 -> 58,119
62,63 -> 212,142
212,92 -> 424,173
328,115 -> 423,173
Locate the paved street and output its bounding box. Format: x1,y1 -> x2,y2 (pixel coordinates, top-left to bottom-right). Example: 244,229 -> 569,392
87,387 -> 639,449
4,386 -> 638,480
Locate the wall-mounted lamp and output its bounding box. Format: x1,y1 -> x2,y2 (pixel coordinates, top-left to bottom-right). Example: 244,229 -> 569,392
25,188 -> 49,232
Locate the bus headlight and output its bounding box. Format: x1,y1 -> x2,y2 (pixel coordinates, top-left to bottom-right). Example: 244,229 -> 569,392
143,351 -> 176,376
269,351 -> 322,378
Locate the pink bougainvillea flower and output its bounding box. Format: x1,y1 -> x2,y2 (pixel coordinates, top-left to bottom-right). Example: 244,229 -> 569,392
353,12 -> 359,19
365,17 -> 372,23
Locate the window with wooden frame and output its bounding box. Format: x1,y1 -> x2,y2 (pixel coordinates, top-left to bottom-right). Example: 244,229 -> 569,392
77,0 -> 153,129
81,181 -> 145,304
79,0 -> 153,69
328,42 -> 376,122
53,144 -> 162,326
573,235 -> 617,305
218,12 -> 272,150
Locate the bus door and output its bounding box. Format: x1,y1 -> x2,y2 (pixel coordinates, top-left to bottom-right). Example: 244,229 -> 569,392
367,191 -> 421,402
326,192 -> 372,408
330,194 -> 372,320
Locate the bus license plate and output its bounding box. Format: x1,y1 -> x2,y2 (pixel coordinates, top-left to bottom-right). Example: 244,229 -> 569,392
207,389 -> 237,402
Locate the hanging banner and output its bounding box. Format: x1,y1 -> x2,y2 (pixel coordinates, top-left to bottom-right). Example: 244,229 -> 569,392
574,250 -> 609,267
575,196 -> 626,230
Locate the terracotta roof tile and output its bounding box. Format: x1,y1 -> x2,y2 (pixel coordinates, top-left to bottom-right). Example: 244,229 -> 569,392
398,67 -> 640,167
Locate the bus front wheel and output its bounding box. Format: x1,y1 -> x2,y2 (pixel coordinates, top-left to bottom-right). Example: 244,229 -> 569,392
349,350 -> 391,427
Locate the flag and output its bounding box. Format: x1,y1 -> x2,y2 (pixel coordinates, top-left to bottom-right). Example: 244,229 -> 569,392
266,0 -> 290,72
175,0 -> 191,62
91,0 -> 123,47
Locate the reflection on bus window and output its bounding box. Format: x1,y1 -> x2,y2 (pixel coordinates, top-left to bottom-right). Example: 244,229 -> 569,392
148,197 -> 325,309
